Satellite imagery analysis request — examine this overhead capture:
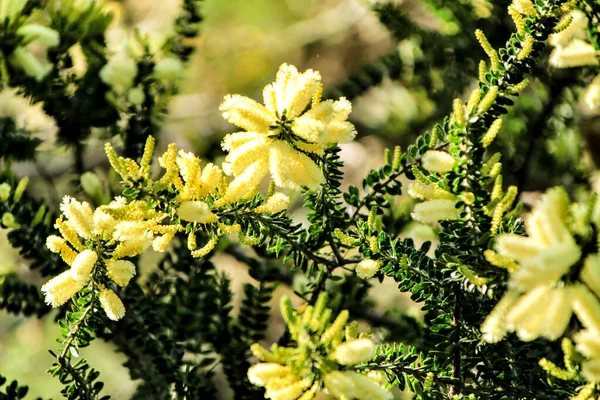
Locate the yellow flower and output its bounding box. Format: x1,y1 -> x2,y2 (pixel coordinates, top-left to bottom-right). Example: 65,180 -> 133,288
254,192 -> 290,214
355,259 -> 381,280
70,249 -> 98,281
106,259 -> 136,287
220,63 -> 356,192
41,270 -> 87,307
411,199 -> 462,224
177,200 -> 215,223
421,150 -> 456,173
495,188 -> 579,291
99,287 -> 126,321
248,294 -> 389,400
333,338 -> 376,366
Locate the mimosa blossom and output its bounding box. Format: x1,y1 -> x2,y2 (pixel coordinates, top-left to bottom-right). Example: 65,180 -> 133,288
219,63 -> 357,197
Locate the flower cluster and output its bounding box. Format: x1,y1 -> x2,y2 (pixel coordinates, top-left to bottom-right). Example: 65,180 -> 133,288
43,61 -> 353,321
220,63 -> 357,193
481,188 -> 600,382
42,196 -> 169,320
248,293 -> 391,400
106,136 -> 289,256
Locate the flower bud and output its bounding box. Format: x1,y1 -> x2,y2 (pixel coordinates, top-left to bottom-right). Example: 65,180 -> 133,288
333,338 -> 376,365
13,177 -> 28,202
16,24 -> 60,47
99,287 -> 125,321
11,47 -> 48,81
153,58 -> 184,81
106,259 -> 136,287
81,172 -> 107,205
100,59 -> 137,92
355,259 -> 381,280
0,183 -> 11,201
177,200 -> 213,223
1,212 -> 18,228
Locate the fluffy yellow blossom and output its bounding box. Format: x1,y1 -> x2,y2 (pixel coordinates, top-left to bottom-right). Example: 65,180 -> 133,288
482,188 -> 600,347
60,196 -> 94,239
71,249 -> 98,281
421,150 -> 456,173
324,371 -> 356,399
494,188 -> 579,291
177,201 -> 216,223
254,193 -> 290,214
411,199 -> 462,224
220,63 -> 356,192
41,270 -> 87,307
333,338 -> 376,366
106,259 -> 136,287
355,259 -> 381,280
248,294 -> 390,400
46,235 -> 78,265
99,287 -> 126,321
503,286 -> 573,341
513,0 -> 536,16
248,364 -> 296,387
43,194 -> 174,313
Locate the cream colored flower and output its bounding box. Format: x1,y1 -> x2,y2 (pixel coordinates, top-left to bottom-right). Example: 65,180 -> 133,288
220,63 -> 356,193
549,39 -> 599,68
411,199 -> 462,224
356,259 -> 381,280
106,259 -> 136,287
99,287 -> 126,321
70,249 -> 98,280
333,338 -> 376,365
421,150 -> 456,173
41,270 -> 87,307
495,188 -> 579,291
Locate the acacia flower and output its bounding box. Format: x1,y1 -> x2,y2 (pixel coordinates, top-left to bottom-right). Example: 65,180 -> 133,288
219,63 -> 357,195
42,195 -> 173,318
482,188 -> 600,345
248,293 -> 391,400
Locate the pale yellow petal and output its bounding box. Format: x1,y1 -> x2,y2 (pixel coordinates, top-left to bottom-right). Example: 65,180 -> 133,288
269,142 -> 324,190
